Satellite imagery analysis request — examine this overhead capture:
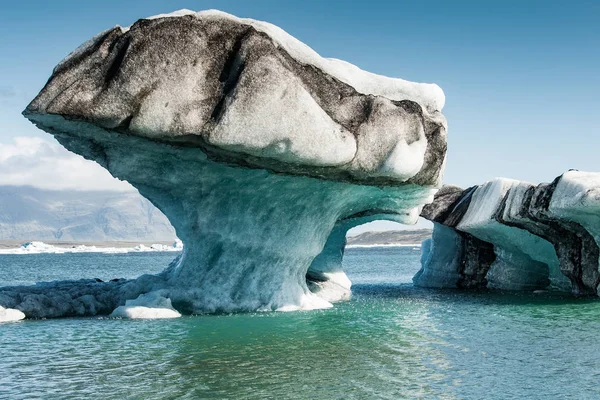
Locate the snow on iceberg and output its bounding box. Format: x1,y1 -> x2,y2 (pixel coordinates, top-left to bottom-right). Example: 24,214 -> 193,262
416,172 -> 600,295
9,9 -> 447,317
549,171 -> 600,254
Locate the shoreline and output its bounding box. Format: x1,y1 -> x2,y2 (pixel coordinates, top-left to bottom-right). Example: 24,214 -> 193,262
0,240 -> 421,254
346,243 -> 422,249
0,240 -> 182,255
0,240 -> 178,250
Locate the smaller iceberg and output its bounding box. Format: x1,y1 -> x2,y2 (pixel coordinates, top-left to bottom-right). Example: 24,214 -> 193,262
109,292 -> 181,319
415,171 -> 600,295
0,305 -> 26,322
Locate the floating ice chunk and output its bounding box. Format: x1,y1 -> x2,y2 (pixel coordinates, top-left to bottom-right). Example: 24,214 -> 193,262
133,243 -> 178,252
0,306 -> 25,322
19,241 -> 66,253
275,292 -> 333,312
110,306 -> 180,319
306,271 -> 353,303
109,292 -> 181,319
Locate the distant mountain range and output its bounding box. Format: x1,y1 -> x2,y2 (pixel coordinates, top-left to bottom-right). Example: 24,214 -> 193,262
0,186 -> 176,241
0,186 -> 431,245
346,230 -> 431,246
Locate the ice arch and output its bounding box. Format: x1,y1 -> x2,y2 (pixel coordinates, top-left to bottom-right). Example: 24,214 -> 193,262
307,212 -> 420,302
1,10 -> 447,317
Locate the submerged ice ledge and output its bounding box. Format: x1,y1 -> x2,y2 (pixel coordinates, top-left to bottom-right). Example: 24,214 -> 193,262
2,9 -> 447,318
415,172 -> 600,295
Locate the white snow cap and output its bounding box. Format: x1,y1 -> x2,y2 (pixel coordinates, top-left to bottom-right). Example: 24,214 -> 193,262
551,171 -> 600,211
140,9 -> 445,112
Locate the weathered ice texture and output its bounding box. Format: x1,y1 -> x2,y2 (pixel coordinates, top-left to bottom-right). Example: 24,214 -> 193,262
5,10 -> 447,317
414,186 -> 495,288
414,223 -> 463,288
548,171 -> 600,295
416,172 -> 600,295
25,9 -> 446,186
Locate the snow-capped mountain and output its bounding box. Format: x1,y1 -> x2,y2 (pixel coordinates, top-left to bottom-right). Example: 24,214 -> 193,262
0,186 -> 176,241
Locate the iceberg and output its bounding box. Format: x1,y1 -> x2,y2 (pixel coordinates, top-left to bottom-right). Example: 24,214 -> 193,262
0,305 -> 25,322
415,172 -> 600,295
3,10 -> 447,318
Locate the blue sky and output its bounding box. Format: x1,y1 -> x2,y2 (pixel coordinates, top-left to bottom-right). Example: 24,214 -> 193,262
0,0 -> 598,192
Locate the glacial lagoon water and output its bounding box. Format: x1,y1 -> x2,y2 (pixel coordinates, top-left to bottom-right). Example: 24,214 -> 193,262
1,247 -> 600,399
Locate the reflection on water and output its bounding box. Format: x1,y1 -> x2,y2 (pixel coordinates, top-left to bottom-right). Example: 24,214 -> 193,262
1,248 -> 600,399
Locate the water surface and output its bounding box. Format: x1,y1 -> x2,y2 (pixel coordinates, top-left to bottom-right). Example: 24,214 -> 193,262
1,247 -> 599,399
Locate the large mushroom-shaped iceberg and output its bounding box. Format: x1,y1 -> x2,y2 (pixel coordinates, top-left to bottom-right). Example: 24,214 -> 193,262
4,10 -> 447,317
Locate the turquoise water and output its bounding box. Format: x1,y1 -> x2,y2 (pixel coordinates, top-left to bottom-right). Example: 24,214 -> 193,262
1,247 -> 600,399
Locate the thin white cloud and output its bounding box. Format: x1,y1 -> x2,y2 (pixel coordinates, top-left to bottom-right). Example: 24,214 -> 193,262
0,136 -> 134,191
